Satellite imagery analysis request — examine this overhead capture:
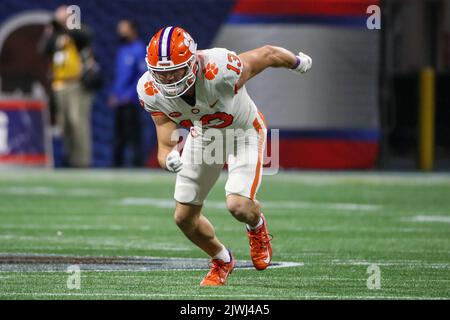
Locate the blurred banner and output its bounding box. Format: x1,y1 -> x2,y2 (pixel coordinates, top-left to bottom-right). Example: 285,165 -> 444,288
213,0 -> 380,169
0,100 -> 51,166
0,0 -> 380,169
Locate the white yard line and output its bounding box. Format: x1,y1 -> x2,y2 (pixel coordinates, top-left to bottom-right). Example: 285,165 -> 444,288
0,223 -> 156,232
119,197 -> 381,212
0,235 -> 193,251
0,169 -> 173,183
4,224 -> 436,234
403,215 -> 450,224
263,172 -> 450,187
2,170 -> 450,186
0,186 -> 109,197
331,259 -> 450,269
218,226 -> 437,233
59,274 -> 450,283
0,292 -> 448,300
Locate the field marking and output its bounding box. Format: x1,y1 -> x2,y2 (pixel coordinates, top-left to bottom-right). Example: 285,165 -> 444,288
0,169 -> 175,183
403,215 -> 450,224
1,223 -> 437,234
119,197 -> 381,212
0,263 -> 303,273
0,253 -> 303,273
0,235 -> 193,251
331,259 -> 450,269
218,226 -> 437,234
0,223 -> 156,232
262,172 -> 450,187
0,292 -> 448,300
39,273 -> 450,283
297,277 -> 450,283
0,262 -> 303,273
0,186 -> 109,197
2,170 -> 450,191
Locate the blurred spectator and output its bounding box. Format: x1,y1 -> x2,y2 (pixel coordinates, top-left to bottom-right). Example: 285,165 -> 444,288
108,20 -> 147,167
39,5 -> 101,168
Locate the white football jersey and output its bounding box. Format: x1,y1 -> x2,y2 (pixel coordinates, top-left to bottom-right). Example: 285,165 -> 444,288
137,48 -> 259,131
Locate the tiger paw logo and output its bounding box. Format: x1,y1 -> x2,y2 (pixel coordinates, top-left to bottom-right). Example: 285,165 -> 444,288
144,81 -> 158,96
183,32 -> 197,54
203,63 -> 219,80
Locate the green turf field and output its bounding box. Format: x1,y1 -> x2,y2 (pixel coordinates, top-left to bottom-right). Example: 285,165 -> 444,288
0,169 -> 449,299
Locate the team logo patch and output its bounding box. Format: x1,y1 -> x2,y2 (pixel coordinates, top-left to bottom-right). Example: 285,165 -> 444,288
144,81 -> 158,96
191,108 -> 200,114
169,112 -> 182,118
203,62 -> 219,80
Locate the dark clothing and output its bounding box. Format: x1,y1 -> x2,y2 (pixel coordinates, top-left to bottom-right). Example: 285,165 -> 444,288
114,104 -> 143,167
39,21 -> 95,168
110,39 -> 147,167
111,39 -> 147,105
40,22 -> 92,57
181,94 -> 196,106
40,22 -> 100,91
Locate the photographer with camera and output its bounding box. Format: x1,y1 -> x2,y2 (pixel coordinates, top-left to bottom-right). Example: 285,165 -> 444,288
40,5 -> 102,168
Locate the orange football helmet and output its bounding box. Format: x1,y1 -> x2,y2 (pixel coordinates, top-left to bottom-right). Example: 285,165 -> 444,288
146,26 -> 197,98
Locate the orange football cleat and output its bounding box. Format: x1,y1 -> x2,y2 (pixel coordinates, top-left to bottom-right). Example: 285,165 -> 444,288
200,250 -> 236,286
247,214 -> 273,270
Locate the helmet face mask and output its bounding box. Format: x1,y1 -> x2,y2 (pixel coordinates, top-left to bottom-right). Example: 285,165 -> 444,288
148,54 -> 196,99
146,26 -> 198,99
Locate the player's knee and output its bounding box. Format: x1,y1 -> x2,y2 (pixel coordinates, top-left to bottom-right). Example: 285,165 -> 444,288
174,211 -> 195,229
173,203 -> 200,229
226,197 -> 252,222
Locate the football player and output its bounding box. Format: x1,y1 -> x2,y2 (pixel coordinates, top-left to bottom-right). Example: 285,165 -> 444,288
137,26 -> 311,286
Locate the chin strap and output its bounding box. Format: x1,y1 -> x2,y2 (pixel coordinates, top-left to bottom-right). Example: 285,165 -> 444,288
192,61 -> 198,75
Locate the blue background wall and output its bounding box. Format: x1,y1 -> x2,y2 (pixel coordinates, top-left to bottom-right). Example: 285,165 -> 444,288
0,0 -> 236,167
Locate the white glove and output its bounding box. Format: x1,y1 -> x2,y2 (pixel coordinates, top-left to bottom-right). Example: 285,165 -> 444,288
290,52 -> 312,74
165,150 -> 183,173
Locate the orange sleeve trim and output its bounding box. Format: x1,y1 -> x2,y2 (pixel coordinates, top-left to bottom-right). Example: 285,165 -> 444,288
151,111 -> 165,117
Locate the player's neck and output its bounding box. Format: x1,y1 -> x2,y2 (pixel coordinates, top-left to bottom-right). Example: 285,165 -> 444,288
183,62 -> 198,98
180,85 -> 196,106
184,85 -> 195,98
180,64 -> 197,105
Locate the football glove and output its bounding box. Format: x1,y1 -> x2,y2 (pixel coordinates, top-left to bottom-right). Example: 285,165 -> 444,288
290,52 -> 312,74
165,150 -> 183,173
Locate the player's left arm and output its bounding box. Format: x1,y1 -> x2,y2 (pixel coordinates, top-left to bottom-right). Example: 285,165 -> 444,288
235,45 -> 312,91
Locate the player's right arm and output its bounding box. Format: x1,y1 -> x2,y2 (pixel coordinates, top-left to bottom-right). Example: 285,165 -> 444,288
152,114 -> 183,173
235,46 -> 312,91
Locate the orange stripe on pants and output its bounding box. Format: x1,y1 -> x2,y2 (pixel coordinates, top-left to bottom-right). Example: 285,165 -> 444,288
250,116 -> 266,200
